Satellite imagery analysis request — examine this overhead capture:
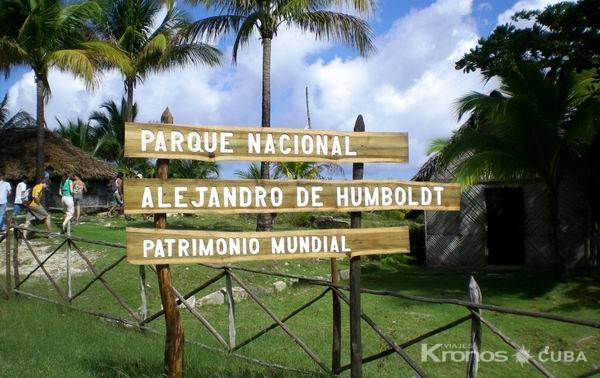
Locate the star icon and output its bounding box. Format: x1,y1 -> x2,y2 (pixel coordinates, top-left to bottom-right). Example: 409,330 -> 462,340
514,346 -> 532,367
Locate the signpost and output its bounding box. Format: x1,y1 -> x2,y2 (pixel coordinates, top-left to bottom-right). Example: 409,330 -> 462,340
124,117 -> 460,377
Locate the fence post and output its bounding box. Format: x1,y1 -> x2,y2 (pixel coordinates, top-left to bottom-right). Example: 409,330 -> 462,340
350,115 -> 365,378
331,258 -> 341,376
12,224 -> 19,292
5,217 -> 12,299
139,266 -> 148,320
225,269 -> 236,350
467,275 -> 482,378
67,239 -> 72,300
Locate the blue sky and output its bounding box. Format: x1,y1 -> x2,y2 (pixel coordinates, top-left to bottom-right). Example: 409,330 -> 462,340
1,0 -> 567,179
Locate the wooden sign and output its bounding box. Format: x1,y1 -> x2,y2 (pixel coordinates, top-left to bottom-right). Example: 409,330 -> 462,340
123,178 -> 460,215
124,122 -> 408,163
126,227 -> 409,265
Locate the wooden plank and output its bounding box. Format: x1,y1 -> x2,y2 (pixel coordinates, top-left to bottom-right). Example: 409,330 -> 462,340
126,227 -> 409,265
123,178 -> 460,214
124,122 -> 408,163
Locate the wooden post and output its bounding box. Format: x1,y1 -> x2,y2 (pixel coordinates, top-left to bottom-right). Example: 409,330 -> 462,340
12,225 -> 19,292
350,115 -> 365,378
331,258 -> 341,376
155,107 -> 184,377
5,217 -> 11,299
225,270 -> 236,350
67,239 -> 72,300
467,275 -> 482,378
139,266 -> 148,320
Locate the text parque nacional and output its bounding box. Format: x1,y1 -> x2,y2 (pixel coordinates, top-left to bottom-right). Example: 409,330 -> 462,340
139,129 -> 358,157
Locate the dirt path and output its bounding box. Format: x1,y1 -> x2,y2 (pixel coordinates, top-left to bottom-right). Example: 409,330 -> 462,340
1,239 -> 95,278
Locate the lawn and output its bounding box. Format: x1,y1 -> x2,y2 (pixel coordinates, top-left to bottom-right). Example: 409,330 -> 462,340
1,211 -> 598,377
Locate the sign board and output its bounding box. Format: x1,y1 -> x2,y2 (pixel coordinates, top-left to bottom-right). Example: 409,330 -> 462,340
124,122 -> 408,163
123,178 -> 461,215
126,227 -> 409,265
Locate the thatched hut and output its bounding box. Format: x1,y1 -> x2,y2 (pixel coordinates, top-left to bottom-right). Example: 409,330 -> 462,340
411,154 -> 592,269
0,127 -> 116,210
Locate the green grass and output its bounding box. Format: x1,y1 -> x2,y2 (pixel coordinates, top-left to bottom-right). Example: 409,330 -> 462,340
1,211 -> 599,377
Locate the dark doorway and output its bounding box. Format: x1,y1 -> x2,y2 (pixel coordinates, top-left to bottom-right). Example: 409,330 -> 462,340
485,187 -> 526,265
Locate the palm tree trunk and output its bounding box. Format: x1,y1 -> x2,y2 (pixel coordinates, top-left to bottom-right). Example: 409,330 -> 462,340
35,76 -> 46,179
126,77 -> 135,123
257,36 -> 273,231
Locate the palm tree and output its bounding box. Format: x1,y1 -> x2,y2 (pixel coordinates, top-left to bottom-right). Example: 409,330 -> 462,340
273,161 -> 343,180
433,63 -> 598,268
0,93 -> 35,128
90,98 -> 138,163
55,117 -> 96,153
89,98 -> 156,177
169,159 -> 219,179
93,0 -> 222,121
184,0 -> 376,230
234,162 -> 262,179
0,0 -> 130,178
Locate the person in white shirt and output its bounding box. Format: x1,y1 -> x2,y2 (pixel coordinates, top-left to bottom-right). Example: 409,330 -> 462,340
0,174 -> 12,232
13,176 -> 28,217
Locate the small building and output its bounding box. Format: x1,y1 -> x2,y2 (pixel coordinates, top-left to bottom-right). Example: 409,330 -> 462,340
0,127 -> 116,211
411,154 -> 592,269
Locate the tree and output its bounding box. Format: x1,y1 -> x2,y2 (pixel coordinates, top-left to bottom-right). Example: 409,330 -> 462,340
434,63 -> 598,268
0,93 -> 35,128
455,0 -> 600,80
169,159 -> 219,179
184,0 -> 376,230
0,0 -> 130,178
93,0 -> 222,121
89,98 -> 138,164
55,117 -> 96,153
273,161 -> 342,180
234,162 -> 262,179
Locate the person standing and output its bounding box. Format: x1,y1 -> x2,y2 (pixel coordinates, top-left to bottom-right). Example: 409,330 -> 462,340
23,178 -> 53,239
72,174 -> 87,224
0,174 -> 12,232
111,172 -> 124,214
59,173 -> 74,233
13,176 -> 28,217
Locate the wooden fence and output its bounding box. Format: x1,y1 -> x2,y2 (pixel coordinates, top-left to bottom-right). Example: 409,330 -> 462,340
1,223 -> 599,377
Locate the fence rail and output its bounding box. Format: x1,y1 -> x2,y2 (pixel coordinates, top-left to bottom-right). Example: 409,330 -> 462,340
2,222 -> 599,377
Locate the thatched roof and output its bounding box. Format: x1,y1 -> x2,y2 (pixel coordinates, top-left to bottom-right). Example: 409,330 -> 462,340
0,127 -> 116,181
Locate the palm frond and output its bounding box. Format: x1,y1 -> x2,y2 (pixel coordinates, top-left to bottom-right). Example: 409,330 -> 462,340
288,11 -> 375,56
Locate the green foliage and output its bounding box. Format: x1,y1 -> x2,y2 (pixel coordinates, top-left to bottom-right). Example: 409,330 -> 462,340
55,117 -> 96,153
169,159 -> 219,179
456,0 -> 600,79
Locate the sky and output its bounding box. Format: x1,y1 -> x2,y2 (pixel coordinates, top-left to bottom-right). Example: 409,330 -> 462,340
1,0 -> 568,180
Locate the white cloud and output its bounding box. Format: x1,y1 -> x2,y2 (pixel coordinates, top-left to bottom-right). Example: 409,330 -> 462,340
6,0 -> 500,179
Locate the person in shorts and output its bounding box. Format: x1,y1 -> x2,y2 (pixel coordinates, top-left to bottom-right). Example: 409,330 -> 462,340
59,173 -> 74,233
72,174 -> 87,223
23,178 -> 53,239
13,176 -> 28,218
